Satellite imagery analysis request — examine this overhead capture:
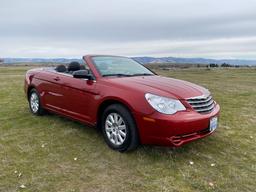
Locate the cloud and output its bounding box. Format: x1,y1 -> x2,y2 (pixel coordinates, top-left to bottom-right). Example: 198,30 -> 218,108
0,0 -> 256,58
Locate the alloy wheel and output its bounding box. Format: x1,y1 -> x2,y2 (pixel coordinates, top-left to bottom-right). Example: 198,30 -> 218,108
105,113 -> 127,146
30,92 -> 39,113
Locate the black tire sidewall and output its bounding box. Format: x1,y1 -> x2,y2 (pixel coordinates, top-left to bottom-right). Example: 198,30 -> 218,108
29,89 -> 44,115
101,104 -> 136,152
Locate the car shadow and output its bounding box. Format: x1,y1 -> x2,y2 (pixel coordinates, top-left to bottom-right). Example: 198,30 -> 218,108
43,111 -> 222,160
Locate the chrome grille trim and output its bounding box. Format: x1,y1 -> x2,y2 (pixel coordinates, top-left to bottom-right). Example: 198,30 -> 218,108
196,102 -> 215,112
187,95 -> 215,114
187,95 -> 212,104
192,100 -> 214,108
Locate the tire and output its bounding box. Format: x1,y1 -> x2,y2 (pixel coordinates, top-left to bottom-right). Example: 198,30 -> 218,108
29,88 -> 45,115
101,104 -> 139,152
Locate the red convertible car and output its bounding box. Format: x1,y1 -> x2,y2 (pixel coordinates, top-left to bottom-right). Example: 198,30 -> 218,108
24,55 -> 220,151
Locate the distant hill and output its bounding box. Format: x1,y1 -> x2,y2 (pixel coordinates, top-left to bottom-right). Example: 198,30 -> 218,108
132,57 -> 256,66
2,57 -> 256,66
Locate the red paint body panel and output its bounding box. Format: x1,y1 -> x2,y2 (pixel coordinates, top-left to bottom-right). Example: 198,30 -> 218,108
24,55 -> 220,147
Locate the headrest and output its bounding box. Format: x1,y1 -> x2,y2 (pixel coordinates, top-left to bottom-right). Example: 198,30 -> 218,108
55,64 -> 67,72
68,62 -> 80,72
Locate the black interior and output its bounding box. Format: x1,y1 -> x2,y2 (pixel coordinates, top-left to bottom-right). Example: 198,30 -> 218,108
67,62 -> 81,72
80,65 -> 86,70
55,62 -> 88,74
55,64 -> 67,72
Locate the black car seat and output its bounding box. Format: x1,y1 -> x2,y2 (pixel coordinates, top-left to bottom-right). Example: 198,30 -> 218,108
80,65 -> 86,70
68,62 -> 81,73
55,64 -> 67,72
80,64 -> 92,75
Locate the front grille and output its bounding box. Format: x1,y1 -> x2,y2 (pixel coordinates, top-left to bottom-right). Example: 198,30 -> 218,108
186,95 -> 215,114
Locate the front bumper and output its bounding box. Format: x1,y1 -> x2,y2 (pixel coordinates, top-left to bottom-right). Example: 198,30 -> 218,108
135,104 -> 220,147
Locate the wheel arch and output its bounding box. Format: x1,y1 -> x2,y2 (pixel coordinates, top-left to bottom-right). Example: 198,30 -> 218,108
96,98 -> 138,131
27,85 -> 36,100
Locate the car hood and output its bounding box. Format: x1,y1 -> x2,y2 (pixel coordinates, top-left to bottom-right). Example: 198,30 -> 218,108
107,75 -> 210,99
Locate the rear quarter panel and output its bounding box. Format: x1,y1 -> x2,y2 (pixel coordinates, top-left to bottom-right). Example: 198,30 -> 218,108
24,68 -> 44,98
25,68 -> 57,104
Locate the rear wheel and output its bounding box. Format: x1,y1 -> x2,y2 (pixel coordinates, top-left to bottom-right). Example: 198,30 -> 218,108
101,104 -> 139,152
29,88 -> 45,115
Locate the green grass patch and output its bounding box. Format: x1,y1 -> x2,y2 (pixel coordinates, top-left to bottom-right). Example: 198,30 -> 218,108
0,67 -> 255,192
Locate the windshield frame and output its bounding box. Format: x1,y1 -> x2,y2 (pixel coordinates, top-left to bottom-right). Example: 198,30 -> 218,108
91,56 -> 156,78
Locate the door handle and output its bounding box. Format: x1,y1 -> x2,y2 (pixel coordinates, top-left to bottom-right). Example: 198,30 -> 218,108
54,77 -> 60,81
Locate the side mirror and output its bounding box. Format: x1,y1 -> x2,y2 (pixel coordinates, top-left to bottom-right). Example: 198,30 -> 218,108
73,70 -> 94,80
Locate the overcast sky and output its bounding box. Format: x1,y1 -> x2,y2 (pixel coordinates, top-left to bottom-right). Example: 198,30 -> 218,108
1,0 -> 256,59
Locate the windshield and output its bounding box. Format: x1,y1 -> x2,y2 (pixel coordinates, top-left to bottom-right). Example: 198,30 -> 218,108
92,56 -> 154,77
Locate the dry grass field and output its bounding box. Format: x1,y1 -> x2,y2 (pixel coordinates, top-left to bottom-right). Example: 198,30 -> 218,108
0,66 -> 255,192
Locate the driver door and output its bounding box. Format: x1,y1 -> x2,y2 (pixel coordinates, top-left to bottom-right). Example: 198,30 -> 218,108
58,74 -> 98,124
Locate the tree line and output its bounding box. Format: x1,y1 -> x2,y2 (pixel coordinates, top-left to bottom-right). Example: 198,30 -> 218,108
208,63 -> 250,68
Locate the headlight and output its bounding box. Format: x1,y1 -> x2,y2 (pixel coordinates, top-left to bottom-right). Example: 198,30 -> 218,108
145,93 -> 186,114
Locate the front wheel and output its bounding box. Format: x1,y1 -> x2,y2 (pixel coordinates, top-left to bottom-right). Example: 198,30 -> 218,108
101,104 -> 139,152
29,88 -> 45,115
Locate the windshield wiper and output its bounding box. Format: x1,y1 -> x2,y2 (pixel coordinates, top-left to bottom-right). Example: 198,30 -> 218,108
130,73 -> 154,76
103,73 -> 154,77
102,73 -> 132,77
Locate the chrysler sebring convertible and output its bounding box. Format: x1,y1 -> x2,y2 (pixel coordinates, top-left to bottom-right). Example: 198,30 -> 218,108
24,55 -> 220,151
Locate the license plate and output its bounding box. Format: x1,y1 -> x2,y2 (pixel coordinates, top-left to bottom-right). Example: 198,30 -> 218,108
209,117 -> 218,132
